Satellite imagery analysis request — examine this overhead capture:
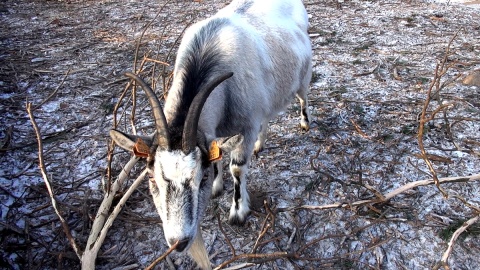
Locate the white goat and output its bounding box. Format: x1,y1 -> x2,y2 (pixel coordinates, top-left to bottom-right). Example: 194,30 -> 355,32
110,0 -> 312,268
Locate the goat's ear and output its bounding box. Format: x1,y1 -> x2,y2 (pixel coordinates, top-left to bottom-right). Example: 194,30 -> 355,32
215,134 -> 243,152
109,129 -> 154,152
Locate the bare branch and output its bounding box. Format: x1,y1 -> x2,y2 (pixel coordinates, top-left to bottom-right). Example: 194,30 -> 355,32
287,174 -> 480,211
433,215 -> 480,270
32,68 -> 71,111
26,102 -> 82,259
81,156 -> 140,270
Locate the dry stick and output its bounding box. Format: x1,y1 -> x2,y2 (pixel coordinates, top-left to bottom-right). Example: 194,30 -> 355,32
251,214 -> 271,254
161,17 -> 195,96
217,214 -> 236,257
129,1 -> 170,135
131,0 -> 171,123
149,54 -> 170,93
107,81 -> 133,192
153,22 -> 172,93
252,201 -> 275,254
132,0 -> 172,73
433,194 -> 480,270
417,31 -> 459,198
451,195 -> 480,213
32,68 -> 71,111
145,240 -> 179,270
94,169 -> 147,246
433,214 -> 480,270
129,55 -> 151,136
417,61 -> 447,197
219,263 -> 256,270
112,81 -> 134,129
214,252 -> 294,270
288,174 -> 480,211
26,102 -> 82,259
81,156 -> 140,270
350,118 -> 371,139
145,58 -> 169,66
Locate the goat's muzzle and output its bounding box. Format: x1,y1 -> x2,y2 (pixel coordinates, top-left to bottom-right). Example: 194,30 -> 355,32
169,237 -> 190,252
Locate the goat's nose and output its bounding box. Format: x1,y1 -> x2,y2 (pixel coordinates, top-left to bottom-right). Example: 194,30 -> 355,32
169,237 -> 190,252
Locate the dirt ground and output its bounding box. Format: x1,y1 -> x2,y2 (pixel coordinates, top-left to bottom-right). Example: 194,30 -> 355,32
1,0 -> 479,269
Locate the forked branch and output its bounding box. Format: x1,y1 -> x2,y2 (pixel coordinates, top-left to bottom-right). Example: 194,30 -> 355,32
417,30 -> 460,198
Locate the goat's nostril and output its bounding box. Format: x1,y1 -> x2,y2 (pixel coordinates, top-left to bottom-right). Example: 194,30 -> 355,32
169,238 -> 190,252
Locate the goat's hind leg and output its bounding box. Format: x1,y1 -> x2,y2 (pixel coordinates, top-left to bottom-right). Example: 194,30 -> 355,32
253,120 -> 268,155
296,88 -> 311,131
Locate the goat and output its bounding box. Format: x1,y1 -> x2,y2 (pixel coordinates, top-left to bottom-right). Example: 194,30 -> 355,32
110,0 -> 312,268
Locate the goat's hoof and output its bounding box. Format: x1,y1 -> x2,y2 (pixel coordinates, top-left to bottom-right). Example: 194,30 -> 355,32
253,147 -> 263,157
228,213 -> 249,226
211,180 -> 223,198
300,123 -> 310,132
253,141 -> 264,156
211,189 -> 223,198
300,116 -> 311,131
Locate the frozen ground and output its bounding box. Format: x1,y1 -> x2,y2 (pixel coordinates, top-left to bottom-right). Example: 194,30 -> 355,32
0,0 -> 479,269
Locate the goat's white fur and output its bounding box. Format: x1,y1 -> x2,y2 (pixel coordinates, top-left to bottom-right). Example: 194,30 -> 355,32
111,0 -> 312,269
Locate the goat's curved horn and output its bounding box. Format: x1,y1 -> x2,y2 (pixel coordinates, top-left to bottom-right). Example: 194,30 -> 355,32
125,72 -> 170,150
182,72 -> 234,154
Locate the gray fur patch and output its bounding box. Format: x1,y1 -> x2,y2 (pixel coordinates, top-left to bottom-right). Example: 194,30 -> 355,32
235,0 -> 254,14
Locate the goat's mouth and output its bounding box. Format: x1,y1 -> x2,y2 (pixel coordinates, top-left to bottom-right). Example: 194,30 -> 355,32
173,238 -> 190,252
167,234 -> 194,253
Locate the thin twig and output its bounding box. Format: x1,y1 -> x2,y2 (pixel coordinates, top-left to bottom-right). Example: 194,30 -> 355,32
214,252 -> 294,270
32,68 -> 71,111
26,102 -> 82,259
217,213 -> 236,257
133,0 -> 172,73
145,240 -> 179,270
417,31 -> 460,198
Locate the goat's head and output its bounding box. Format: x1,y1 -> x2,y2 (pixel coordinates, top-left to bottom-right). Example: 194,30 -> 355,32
110,72 -> 234,253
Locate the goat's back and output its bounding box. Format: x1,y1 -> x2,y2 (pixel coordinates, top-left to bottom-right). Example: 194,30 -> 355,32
166,0 -> 312,136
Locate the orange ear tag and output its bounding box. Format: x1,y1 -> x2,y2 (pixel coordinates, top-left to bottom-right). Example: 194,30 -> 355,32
133,138 -> 150,158
209,140 -> 222,162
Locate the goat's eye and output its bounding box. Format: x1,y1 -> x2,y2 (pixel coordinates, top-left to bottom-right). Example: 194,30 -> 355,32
162,175 -> 172,184
160,170 -> 172,183
163,178 -> 171,183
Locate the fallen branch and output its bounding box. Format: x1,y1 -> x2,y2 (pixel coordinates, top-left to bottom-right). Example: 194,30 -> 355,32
217,213 -> 236,257
32,68 -> 71,111
417,31 -> 460,198
27,96 -> 148,270
283,174 -> 480,211
433,214 -> 480,270
26,102 -> 82,259
214,251 -> 295,270
81,156 -> 141,270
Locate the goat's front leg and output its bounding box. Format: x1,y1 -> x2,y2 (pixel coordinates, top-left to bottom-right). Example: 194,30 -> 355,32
228,149 -> 251,225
